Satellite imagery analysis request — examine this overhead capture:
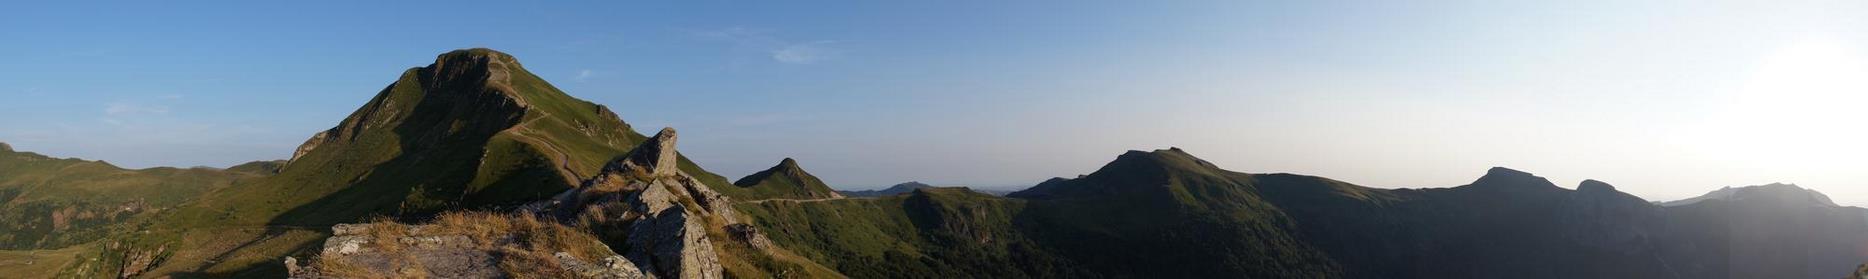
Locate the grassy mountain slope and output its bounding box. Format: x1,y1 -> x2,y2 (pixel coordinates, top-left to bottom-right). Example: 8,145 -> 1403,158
737,187 -> 1087,278
727,158 -> 844,200
741,148 -> 1343,278
0,144 -> 268,249
838,181 -> 935,197
40,48 -> 748,278
1655,184 -> 1868,278
1009,148 -> 1342,278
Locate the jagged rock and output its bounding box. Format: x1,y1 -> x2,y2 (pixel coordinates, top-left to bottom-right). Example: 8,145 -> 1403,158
625,184 -> 722,279
725,224 -> 774,251
117,245 -> 165,279
525,127 -> 773,279
618,127 -> 680,177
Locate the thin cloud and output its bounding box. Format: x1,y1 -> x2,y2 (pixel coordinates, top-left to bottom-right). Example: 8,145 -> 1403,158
772,41 -> 839,64
574,69 -> 595,82
694,27 -> 842,65
104,102 -> 170,117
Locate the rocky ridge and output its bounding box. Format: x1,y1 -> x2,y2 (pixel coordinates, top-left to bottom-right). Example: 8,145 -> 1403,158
293,127 -> 791,279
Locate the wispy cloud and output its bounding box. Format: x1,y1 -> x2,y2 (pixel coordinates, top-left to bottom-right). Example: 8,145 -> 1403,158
104,102 -> 170,118
574,69 -> 595,82
772,41 -> 839,64
725,112 -> 809,126
694,27 -> 842,65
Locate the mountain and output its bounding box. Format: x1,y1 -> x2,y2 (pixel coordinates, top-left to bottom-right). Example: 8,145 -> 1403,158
1252,167 -> 1676,278
1656,183 -> 1868,278
729,158 -> 845,200
839,181 -> 934,197
1660,183 -> 1841,207
747,148 -> 1344,277
747,148 -> 1868,278
30,48 -> 757,278
289,128 -> 839,278
6,48 -> 1866,278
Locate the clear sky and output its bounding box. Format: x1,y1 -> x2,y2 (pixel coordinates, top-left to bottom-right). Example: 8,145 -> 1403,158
2,1 -> 1864,205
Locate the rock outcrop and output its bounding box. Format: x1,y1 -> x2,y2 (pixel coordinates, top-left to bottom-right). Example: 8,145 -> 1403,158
526,127 -> 777,279
287,214 -> 647,279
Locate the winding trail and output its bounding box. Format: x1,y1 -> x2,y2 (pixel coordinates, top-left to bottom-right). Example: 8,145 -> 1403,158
738,197 -> 872,205
503,110 -> 582,182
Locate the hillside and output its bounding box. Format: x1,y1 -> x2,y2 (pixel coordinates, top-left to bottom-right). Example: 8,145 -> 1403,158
746,148 -> 1868,278
42,48 -> 754,278
737,187 -> 1087,278
727,158 -> 844,200
0,144 -> 268,249
1656,184 -> 1868,278
838,181 -> 933,197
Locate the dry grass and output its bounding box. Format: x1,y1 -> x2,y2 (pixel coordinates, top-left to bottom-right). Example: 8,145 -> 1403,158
315,211 -> 617,278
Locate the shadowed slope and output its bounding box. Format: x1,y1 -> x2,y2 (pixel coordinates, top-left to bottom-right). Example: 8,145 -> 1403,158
0,144 -> 266,249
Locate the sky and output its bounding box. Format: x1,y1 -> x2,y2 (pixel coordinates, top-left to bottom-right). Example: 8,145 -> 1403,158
2,1 -> 1864,205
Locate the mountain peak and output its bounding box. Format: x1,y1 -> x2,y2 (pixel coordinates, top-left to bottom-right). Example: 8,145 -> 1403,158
1464,167 -> 1562,192
1660,183 -> 1839,207
887,181 -> 933,191
1577,179 -> 1616,193
430,48 -> 522,78
0,141 -> 11,152
731,157 -> 843,199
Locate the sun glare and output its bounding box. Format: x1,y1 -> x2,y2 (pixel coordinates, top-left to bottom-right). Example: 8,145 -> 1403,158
1702,38 -> 1868,171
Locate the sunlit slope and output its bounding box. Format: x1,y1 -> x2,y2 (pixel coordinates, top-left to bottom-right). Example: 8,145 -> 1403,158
0,144 -> 267,249
76,49 -> 744,277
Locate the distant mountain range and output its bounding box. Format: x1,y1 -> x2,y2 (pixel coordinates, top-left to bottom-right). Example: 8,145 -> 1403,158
0,49 -> 1862,278
839,181 -> 1018,197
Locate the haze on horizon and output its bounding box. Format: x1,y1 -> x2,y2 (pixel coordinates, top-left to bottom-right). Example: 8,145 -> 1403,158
2,1 -> 1863,206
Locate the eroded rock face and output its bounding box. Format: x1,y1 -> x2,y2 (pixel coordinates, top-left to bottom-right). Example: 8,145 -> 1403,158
289,131 -> 329,163
116,244 -> 165,279
624,184 -> 721,279
724,224 -> 773,251
524,127 -> 783,279
618,127 -> 680,177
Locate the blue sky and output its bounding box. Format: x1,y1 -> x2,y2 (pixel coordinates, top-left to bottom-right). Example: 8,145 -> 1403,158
3,1 -> 1865,205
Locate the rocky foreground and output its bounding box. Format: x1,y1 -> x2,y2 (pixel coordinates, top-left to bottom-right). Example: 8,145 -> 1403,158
289,128 -> 791,279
